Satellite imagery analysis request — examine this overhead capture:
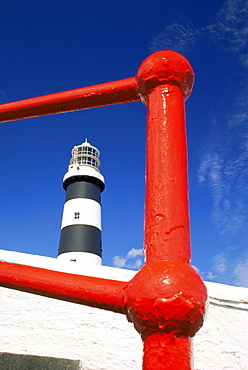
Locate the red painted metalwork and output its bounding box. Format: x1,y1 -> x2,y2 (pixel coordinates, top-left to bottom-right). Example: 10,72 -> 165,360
0,262 -> 125,313
0,50 -> 207,369
0,77 -> 138,123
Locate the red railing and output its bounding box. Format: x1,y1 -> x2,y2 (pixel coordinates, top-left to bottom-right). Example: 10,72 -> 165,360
0,50 -> 207,369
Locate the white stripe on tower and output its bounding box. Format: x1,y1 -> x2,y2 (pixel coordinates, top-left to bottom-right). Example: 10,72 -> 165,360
60,199 -> 101,230
57,139 -> 105,265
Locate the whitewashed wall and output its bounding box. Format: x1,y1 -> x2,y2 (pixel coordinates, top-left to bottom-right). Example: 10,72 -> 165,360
0,251 -> 247,370
194,282 -> 248,370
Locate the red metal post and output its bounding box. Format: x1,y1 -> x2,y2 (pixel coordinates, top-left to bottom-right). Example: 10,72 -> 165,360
123,51 -> 207,369
0,51 -> 207,369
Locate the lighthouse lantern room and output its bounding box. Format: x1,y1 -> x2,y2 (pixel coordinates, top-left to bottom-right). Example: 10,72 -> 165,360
57,139 -> 105,265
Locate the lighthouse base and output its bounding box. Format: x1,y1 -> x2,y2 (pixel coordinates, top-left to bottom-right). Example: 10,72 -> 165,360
57,252 -> 102,265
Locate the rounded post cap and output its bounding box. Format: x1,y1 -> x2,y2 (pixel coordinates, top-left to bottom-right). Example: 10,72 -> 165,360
137,50 -> 194,101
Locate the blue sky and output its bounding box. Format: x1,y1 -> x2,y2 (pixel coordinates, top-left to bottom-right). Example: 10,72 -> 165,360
0,0 -> 247,287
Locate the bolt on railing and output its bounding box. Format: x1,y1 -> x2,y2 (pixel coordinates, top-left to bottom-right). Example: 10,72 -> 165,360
0,50 -> 207,369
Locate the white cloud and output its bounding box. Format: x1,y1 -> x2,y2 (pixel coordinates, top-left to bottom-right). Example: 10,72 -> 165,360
205,254 -> 227,282
127,259 -> 143,270
206,271 -> 217,280
206,250 -> 248,287
112,248 -> 144,270
150,20 -> 200,54
126,248 -> 143,259
112,256 -> 127,268
206,0 -> 248,55
233,259 -> 248,287
213,253 -> 227,274
198,123 -> 248,238
150,0 -> 248,59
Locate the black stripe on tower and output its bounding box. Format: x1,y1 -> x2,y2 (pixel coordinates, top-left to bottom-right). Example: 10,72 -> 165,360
65,181 -> 102,203
58,225 -> 102,257
63,175 -> 105,192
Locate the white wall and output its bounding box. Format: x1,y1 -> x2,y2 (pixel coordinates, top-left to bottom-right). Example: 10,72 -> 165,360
0,251 -> 247,370
0,287 -> 143,370
194,282 -> 248,370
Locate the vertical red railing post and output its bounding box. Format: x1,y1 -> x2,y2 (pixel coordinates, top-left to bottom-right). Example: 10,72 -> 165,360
124,51 -> 207,369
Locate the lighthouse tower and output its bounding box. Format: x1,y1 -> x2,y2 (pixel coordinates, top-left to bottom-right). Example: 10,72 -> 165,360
57,139 -> 105,265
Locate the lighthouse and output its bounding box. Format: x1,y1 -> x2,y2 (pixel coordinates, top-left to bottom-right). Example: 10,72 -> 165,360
57,139 -> 105,265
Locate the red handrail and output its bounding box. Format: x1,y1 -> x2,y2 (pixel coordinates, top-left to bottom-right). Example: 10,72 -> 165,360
0,50 -> 207,370
0,77 -> 138,123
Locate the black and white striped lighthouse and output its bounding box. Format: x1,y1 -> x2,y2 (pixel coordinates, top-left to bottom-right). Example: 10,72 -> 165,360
57,139 -> 105,265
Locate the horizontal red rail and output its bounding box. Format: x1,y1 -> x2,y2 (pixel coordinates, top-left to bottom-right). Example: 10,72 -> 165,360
0,77 -> 138,123
0,262 -> 126,314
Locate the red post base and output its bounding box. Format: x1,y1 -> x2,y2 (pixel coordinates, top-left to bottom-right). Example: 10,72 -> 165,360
143,333 -> 192,370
